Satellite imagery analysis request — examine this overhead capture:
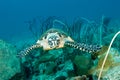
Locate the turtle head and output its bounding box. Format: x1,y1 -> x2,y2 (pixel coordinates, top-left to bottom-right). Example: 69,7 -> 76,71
36,28 -> 74,50
47,33 -> 61,48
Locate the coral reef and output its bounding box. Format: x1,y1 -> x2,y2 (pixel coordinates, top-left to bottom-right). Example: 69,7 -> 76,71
0,40 -> 21,80
1,17 -> 120,80
103,65 -> 120,80
66,75 -> 88,80
89,48 -> 120,79
18,17 -> 120,80
73,54 -> 93,75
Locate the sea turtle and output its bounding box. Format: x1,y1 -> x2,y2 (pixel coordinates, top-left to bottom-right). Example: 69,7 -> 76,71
17,28 -> 101,57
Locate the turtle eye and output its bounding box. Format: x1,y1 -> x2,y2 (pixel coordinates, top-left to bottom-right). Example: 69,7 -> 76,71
44,34 -> 47,39
58,33 -> 62,37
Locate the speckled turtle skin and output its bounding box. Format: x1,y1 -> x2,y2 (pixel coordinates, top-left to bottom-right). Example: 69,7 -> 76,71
17,28 -> 101,57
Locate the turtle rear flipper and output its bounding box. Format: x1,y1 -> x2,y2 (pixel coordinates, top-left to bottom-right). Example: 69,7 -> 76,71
17,44 -> 42,58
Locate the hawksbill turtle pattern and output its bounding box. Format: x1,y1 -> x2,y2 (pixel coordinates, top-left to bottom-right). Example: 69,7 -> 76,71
17,28 -> 102,58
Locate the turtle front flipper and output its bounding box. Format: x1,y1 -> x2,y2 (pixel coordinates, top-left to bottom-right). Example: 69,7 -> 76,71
17,44 -> 42,58
64,41 -> 102,53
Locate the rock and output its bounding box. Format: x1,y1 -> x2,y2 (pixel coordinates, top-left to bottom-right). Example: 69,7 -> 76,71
89,48 -> 120,79
55,60 -> 74,77
33,49 -> 64,72
103,65 -> 120,80
66,75 -> 88,80
37,49 -> 63,63
38,61 -> 57,75
73,55 -> 93,75
55,76 -> 66,80
0,40 -> 21,80
32,60 -> 74,80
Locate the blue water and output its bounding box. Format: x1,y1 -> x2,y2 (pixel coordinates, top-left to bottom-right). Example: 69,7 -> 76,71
1,0 -> 120,80
0,0 -> 120,41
